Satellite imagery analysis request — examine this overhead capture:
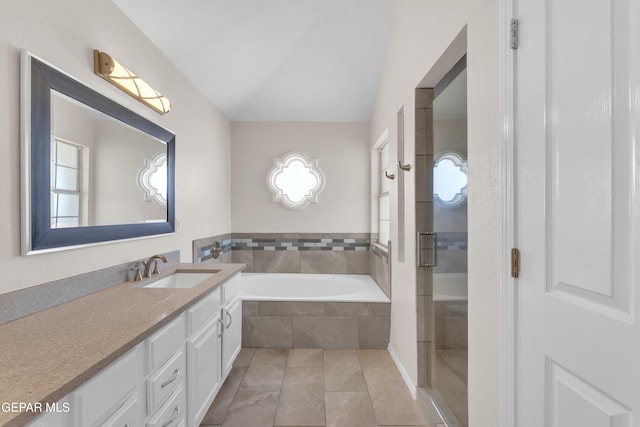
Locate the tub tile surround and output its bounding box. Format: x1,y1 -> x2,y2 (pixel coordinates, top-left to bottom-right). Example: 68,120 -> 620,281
200,348 -> 439,427
195,232 -> 393,298
0,250 -> 180,325
230,233 -> 371,275
370,240 -> 391,299
242,301 -> 391,349
194,233 -> 393,352
193,233 -> 233,263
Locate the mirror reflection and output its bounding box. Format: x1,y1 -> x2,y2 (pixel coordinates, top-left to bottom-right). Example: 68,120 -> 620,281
433,152 -> 468,206
51,91 -> 167,228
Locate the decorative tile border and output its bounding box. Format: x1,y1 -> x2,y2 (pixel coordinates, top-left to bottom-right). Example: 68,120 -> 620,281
434,232 -> 467,274
232,237 -> 369,252
194,233 -> 371,263
436,232 -> 468,250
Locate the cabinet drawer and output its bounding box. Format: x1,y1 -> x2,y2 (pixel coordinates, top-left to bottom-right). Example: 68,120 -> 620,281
74,345 -> 142,427
222,273 -> 241,303
187,287 -> 221,335
147,385 -> 186,427
147,348 -> 185,414
100,392 -> 140,427
148,313 -> 186,371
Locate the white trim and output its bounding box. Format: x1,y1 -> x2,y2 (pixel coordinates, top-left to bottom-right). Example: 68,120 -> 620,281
20,49 -> 33,256
373,127 -> 390,150
387,343 -> 417,399
372,128 -> 391,246
499,0 -> 516,425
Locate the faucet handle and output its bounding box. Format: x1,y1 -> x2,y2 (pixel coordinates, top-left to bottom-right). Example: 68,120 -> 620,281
212,241 -> 223,259
133,267 -> 143,282
151,261 -> 160,276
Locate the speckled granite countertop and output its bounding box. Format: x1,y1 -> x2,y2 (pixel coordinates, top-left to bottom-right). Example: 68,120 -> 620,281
0,262 -> 245,427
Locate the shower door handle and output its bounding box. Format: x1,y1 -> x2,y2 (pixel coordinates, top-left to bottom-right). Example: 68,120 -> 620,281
417,232 -> 437,267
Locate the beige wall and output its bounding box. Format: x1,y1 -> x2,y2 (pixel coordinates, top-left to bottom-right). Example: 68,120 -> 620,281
0,0 -> 231,294
230,122 -> 370,232
370,1 -> 500,425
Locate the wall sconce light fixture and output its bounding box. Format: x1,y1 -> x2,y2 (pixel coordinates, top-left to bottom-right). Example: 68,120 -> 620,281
93,50 -> 171,115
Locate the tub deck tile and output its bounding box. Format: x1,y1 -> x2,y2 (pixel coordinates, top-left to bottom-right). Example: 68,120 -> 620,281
292,317 -> 359,349
243,316 -> 293,348
261,301 -> 326,316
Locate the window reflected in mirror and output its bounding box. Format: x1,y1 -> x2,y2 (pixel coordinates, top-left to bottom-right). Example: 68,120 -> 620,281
51,138 -> 84,228
433,152 -> 467,206
138,153 -> 168,207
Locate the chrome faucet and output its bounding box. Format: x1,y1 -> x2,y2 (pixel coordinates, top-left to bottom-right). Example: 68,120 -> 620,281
142,254 -> 168,279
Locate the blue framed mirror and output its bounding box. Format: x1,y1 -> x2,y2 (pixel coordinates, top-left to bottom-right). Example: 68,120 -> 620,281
21,51 -> 175,254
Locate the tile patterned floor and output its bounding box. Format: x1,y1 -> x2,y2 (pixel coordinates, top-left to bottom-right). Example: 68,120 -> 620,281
200,348 -> 445,427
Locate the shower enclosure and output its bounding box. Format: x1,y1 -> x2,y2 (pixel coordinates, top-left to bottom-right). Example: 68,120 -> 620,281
417,58 -> 468,426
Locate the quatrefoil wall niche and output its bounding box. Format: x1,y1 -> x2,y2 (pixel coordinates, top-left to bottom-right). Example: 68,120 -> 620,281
268,152 -> 326,209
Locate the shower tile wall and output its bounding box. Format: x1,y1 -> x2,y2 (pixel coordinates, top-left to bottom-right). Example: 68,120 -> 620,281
434,231 -> 468,273
415,87 -> 435,387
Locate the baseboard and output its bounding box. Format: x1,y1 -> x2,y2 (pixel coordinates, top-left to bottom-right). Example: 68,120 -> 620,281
387,343 -> 417,399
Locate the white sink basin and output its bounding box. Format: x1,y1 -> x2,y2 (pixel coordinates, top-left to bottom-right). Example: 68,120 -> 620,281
143,271 -> 218,289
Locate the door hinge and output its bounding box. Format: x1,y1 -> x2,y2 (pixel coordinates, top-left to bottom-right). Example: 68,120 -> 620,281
510,19 -> 519,49
511,248 -> 520,278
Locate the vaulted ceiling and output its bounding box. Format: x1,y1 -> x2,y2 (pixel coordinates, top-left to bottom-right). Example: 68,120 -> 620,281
113,0 -> 395,121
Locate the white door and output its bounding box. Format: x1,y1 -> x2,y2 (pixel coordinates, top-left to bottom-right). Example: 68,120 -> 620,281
515,0 -> 640,425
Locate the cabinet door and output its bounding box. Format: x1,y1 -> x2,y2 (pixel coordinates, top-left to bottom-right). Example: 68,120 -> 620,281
186,315 -> 221,427
27,397 -> 71,427
100,393 -> 140,427
74,344 -> 143,427
222,297 -> 242,379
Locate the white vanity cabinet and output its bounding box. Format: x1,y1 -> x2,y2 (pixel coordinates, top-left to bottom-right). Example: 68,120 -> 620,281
25,271 -> 243,427
186,287 -> 222,427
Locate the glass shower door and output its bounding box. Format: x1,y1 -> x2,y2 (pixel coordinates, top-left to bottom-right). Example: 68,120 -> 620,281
429,64 -> 468,426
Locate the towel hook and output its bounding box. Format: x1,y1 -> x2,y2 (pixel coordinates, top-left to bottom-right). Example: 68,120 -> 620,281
385,171 -> 395,180
398,161 -> 411,172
